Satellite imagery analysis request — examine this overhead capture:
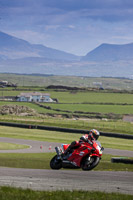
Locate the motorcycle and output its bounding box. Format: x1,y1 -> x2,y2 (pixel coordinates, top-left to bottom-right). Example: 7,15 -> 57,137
50,140 -> 104,171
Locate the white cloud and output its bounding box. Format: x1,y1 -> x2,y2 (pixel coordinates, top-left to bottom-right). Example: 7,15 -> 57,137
67,25 -> 75,29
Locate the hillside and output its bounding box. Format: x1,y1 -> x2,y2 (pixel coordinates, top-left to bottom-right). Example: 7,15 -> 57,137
0,31 -> 79,61
81,43 -> 133,61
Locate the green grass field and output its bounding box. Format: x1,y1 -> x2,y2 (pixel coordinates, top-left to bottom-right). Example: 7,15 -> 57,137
0,187 -> 132,200
1,89 -> 133,123
42,103 -> 133,114
0,114 -> 133,135
0,86 -> 133,129
50,91 -> 133,104
0,73 -> 133,90
1,90 -> 133,104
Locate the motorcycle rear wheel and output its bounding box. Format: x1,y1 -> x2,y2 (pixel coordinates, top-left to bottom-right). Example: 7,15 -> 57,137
50,155 -> 62,170
81,156 -> 100,171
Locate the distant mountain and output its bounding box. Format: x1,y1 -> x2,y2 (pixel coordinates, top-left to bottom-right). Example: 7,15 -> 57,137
0,31 -> 133,78
81,43 -> 133,61
0,31 -> 79,61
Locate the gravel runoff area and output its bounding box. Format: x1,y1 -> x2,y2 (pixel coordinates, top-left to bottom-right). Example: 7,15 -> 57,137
0,137 -> 132,194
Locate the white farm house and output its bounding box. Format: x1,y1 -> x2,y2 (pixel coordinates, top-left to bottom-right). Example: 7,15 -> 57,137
17,92 -> 54,102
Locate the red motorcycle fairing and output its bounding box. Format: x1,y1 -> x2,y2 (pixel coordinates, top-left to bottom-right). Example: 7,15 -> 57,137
66,143 -> 93,167
61,144 -> 70,152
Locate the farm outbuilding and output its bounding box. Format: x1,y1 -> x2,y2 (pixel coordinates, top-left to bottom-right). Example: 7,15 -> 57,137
16,92 -> 54,103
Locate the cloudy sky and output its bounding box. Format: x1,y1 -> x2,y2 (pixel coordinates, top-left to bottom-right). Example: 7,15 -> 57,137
0,0 -> 133,56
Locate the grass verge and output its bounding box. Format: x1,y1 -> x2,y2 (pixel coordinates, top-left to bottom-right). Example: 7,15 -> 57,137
0,115 -> 133,135
0,186 -> 132,200
0,142 -> 29,150
0,153 -> 132,171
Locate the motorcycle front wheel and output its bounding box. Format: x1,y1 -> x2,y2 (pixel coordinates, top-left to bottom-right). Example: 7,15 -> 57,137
81,156 -> 100,171
50,155 -> 62,170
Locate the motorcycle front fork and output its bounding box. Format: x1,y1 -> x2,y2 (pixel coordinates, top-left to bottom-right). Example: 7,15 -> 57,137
87,156 -> 93,164
55,147 -> 63,159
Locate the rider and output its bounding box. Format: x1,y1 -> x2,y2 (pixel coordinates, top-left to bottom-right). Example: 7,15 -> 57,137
63,129 -> 100,157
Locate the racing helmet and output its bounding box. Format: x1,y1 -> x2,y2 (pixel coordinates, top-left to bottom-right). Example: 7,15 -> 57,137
89,129 -> 100,140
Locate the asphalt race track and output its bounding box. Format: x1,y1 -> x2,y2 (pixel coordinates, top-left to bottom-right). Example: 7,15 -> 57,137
0,137 -> 133,194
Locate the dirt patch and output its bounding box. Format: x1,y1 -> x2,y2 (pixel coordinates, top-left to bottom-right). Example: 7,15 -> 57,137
0,105 -> 36,116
